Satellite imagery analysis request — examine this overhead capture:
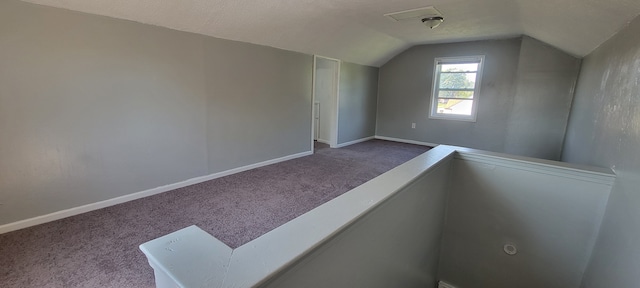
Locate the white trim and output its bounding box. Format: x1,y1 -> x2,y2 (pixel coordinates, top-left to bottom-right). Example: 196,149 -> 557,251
313,55 -> 341,149
0,150 -> 313,234
452,147 -> 616,185
310,57 -> 318,152
429,55 -> 485,122
140,146 -> 614,287
313,55 -> 341,63
316,139 -> 331,145
374,63 -> 382,137
332,59 -> 341,148
334,136 -> 374,148
140,145 -> 456,288
374,135 -> 438,147
313,101 -> 320,141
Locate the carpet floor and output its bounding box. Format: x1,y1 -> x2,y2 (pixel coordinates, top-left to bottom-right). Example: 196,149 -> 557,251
0,140 -> 430,287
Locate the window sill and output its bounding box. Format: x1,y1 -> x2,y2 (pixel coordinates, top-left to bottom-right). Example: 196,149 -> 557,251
428,114 -> 477,122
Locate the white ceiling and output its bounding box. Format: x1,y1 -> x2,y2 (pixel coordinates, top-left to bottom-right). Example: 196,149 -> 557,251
21,0 -> 640,67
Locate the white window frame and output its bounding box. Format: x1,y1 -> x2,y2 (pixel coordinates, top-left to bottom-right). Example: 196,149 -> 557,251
429,55 -> 485,122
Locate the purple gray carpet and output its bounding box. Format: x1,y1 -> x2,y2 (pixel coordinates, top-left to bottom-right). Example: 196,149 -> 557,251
0,140 -> 430,287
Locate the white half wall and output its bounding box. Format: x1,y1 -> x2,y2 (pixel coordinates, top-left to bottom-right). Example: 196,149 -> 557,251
140,146 -> 455,288
438,148 -> 614,288
259,150 -> 451,288
139,145 -> 615,288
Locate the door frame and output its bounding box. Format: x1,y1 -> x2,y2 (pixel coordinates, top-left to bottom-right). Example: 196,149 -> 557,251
311,55 -> 341,151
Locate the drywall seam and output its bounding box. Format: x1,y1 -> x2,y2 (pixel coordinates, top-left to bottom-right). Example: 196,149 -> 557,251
0,150 -> 313,234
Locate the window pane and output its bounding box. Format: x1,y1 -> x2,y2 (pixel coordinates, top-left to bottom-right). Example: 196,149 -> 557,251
441,63 -> 478,72
438,90 -> 474,99
435,99 -> 474,115
430,56 -> 483,121
439,72 -> 476,89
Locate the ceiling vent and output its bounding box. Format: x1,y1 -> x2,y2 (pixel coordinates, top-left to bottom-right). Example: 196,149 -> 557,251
384,6 -> 442,22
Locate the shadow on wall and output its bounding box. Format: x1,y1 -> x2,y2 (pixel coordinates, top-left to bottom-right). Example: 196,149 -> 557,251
438,155 -> 611,288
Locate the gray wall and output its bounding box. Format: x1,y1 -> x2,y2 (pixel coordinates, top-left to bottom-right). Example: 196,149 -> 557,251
562,16 -> 640,288
259,159 -> 451,288
204,38 -> 312,173
377,37 -> 580,159
377,38 -> 521,152
337,62 -> 378,144
504,36 -> 581,160
438,156 -> 612,288
0,0 -> 312,225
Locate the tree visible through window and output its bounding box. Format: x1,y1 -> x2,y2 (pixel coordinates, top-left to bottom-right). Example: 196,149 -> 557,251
430,56 -> 485,121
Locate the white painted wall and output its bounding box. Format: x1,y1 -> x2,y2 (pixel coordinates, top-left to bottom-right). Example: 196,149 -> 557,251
260,157 -> 451,288
140,146 -> 615,288
503,36 -> 581,160
337,62 -> 378,145
562,15 -> 640,288
140,146 -> 455,288
438,150 -> 614,288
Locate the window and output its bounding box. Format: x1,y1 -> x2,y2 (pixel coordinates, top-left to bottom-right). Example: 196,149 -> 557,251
429,56 -> 485,122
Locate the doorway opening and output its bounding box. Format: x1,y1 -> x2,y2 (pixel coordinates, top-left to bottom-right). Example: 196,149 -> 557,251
312,56 -> 340,150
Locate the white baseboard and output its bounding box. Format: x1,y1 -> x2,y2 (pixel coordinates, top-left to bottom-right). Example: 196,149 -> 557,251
374,135 -> 439,147
0,150 -> 313,234
334,136 -> 375,148
316,139 -> 330,145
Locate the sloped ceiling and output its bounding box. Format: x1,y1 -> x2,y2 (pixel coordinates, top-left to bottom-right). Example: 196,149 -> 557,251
20,0 -> 640,67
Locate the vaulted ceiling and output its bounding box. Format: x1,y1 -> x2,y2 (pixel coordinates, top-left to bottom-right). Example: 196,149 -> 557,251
21,0 -> 640,67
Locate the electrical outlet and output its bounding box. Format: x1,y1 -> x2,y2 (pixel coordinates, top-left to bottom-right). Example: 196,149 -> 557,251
411,123 -> 416,129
